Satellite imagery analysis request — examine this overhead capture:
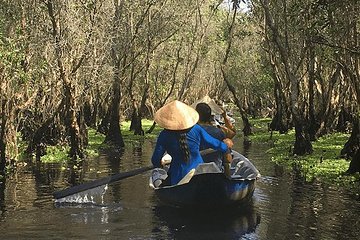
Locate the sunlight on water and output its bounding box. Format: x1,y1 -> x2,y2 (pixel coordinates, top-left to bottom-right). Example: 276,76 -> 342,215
55,184 -> 108,204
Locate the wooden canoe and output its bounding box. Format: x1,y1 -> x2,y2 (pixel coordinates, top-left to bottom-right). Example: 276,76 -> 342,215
149,151 -> 260,208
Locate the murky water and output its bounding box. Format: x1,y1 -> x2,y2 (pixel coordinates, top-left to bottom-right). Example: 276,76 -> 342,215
0,139 -> 359,240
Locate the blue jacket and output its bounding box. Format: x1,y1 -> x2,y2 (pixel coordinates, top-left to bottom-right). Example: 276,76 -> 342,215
151,124 -> 228,185
198,124 -> 225,142
198,124 -> 226,169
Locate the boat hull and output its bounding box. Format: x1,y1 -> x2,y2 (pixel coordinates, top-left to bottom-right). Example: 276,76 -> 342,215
154,173 -> 256,207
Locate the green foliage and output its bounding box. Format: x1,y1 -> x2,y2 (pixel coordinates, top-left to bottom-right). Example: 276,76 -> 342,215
249,118 -> 359,189
85,128 -> 107,156
40,145 -> 70,163
37,120 -> 161,163
39,128 -> 105,163
121,119 -> 161,143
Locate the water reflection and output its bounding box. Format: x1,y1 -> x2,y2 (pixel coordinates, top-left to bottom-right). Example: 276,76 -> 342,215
2,137 -> 360,240
152,202 -> 261,240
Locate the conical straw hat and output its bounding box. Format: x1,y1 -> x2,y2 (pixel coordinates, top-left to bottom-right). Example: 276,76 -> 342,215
155,100 -> 199,130
191,95 -> 224,115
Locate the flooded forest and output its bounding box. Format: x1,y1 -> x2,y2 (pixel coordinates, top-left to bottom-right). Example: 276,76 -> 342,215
0,0 -> 359,179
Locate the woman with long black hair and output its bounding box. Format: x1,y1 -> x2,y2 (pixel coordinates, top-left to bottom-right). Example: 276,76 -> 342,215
151,100 -> 233,186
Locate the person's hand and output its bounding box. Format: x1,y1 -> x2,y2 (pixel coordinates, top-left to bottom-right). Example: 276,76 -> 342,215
223,138 -> 233,149
220,106 -> 227,118
161,153 -> 172,166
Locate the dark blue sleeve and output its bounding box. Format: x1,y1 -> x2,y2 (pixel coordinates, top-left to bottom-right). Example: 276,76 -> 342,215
204,125 -> 225,140
151,132 -> 166,168
197,125 -> 228,153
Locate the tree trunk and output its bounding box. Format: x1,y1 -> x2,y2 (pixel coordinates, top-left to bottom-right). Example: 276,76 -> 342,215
47,0 -> 85,160
0,100 -> 6,174
316,66 -> 341,137
104,68 -> 125,147
293,120 -> 313,155
307,44 -> 319,141
336,106 -> 352,133
269,79 -> 290,133
342,1 -> 359,173
0,96 -> 18,169
146,122 -> 157,134
347,148 -> 360,174
103,0 -> 126,147
130,107 -> 144,136
133,77 -> 150,136
97,107 -> 110,135
289,72 -> 313,155
344,116 -> 360,174
341,117 -> 360,160
78,108 -> 88,148
26,117 -> 52,160
130,30 -> 150,136
222,68 -> 252,136
221,4 -> 252,137
83,101 -> 92,127
261,0 -> 312,155
63,81 -> 84,159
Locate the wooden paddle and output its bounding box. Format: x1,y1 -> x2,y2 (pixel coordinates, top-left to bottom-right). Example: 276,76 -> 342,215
53,166 -> 153,199
53,149 -> 227,199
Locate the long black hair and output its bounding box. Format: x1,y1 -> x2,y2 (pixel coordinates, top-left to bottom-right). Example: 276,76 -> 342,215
178,132 -> 190,163
167,128 -> 191,163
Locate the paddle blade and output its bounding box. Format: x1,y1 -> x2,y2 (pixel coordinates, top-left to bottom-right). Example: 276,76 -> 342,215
53,166 -> 153,199
55,184 -> 108,204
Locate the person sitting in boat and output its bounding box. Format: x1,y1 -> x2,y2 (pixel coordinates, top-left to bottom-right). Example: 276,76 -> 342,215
196,102 -> 236,140
196,102 -> 235,174
151,100 -> 233,186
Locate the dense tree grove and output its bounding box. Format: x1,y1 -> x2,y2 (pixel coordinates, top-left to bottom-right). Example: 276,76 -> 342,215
0,0 -> 359,175
251,0 -> 359,172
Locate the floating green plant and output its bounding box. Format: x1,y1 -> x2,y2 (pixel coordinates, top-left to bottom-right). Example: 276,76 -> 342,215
38,119 -> 161,163
249,118 -> 359,189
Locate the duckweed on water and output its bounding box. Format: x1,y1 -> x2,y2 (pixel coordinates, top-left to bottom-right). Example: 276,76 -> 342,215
121,119 -> 161,143
249,118 -> 360,189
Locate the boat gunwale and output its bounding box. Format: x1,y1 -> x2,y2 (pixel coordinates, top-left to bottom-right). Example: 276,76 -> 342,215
152,171 -> 257,190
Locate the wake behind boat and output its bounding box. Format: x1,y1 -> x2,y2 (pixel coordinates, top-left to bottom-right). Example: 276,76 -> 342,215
149,150 -> 260,208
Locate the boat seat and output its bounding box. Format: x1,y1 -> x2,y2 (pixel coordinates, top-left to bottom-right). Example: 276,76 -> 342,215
194,162 -> 222,175
177,162 -> 222,186
177,169 -> 196,185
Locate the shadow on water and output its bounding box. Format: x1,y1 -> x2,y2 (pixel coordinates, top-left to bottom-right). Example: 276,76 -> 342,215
152,201 -> 261,240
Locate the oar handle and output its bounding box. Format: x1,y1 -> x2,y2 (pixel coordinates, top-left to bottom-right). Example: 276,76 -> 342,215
53,166 -> 153,199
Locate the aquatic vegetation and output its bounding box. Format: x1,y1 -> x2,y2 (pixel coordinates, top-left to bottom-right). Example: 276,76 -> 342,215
249,118 -> 359,189
121,119 -> 161,143
38,119 -> 161,163
41,145 -> 70,163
